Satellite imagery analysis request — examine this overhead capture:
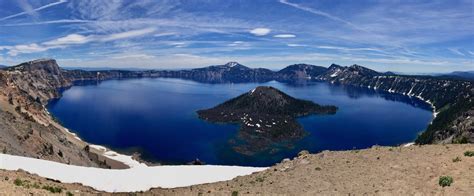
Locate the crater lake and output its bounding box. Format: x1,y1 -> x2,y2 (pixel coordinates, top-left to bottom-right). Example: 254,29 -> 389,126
47,78 -> 433,166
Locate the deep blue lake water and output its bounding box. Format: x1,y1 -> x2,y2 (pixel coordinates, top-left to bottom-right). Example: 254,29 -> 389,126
48,78 -> 433,166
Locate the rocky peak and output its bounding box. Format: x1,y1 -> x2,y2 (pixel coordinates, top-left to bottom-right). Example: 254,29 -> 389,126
225,62 -> 250,70
348,64 -> 379,76
9,58 -> 61,75
225,61 -> 241,67
210,86 -> 336,116
328,64 -> 342,70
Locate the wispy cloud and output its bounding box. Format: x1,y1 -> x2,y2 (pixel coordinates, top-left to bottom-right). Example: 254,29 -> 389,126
0,0 -> 67,21
3,28 -> 157,56
0,19 -> 92,27
317,45 -> 384,53
448,48 -> 465,56
279,0 -> 368,33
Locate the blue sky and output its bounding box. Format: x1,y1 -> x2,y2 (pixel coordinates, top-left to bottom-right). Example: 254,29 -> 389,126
0,0 -> 473,73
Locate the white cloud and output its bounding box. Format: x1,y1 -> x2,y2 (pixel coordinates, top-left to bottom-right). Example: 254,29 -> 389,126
274,34 -> 296,38
101,28 -> 156,42
0,0 -> 68,21
287,44 -> 306,47
228,41 -> 244,46
249,28 -> 271,36
44,34 -> 91,46
7,44 -> 54,56
153,32 -> 176,37
317,45 -> 384,53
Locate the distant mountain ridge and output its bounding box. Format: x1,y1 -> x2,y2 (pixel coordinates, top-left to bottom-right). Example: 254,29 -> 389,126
438,71 -> 474,81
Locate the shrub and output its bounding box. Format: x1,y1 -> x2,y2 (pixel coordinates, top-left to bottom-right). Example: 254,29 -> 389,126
439,176 -> 453,187
452,157 -> 461,162
464,151 -> 474,157
66,191 -> 74,196
42,185 -> 63,193
232,191 -> 239,196
14,178 -> 23,186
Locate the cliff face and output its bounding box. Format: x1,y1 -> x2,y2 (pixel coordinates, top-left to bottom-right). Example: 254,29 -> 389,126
0,59 -> 106,167
316,64 -> 474,144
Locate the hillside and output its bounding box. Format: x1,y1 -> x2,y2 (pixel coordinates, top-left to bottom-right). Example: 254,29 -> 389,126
316,64 -> 474,144
0,59 -> 129,168
1,144 -> 473,195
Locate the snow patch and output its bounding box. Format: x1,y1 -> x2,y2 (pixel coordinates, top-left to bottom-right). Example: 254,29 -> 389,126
403,142 -> 415,147
0,154 -> 266,192
250,88 -> 256,94
330,70 -> 340,77
89,145 -> 146,168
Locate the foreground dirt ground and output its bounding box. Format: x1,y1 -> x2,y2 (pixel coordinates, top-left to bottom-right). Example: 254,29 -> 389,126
1,144 -> 473,195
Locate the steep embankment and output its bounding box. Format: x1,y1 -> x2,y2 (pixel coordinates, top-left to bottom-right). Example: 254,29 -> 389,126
0,59 -> 126,168
316,64 -> 474,144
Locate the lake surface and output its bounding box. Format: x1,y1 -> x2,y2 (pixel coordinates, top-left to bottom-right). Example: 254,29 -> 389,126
48,78 -> 433,166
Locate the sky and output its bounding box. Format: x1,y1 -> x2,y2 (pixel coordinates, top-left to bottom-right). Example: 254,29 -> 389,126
0,0 -> 473,73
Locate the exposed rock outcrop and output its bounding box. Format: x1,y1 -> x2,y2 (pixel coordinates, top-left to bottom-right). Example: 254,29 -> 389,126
0,59 -> 124,168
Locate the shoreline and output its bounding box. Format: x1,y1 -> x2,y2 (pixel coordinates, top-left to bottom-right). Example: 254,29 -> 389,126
49,80 -> 439,169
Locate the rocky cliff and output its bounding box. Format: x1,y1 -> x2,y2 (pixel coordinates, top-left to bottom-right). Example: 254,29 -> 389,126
0,59 -> 124,168
315,64 -> 474,144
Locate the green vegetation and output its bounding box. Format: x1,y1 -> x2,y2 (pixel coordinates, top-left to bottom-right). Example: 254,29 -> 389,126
454,137 -> 469,144
464,151 -> 474,157
14,178 -> 23,186
256,177 -> 265,182
66,191 -> 74,196
416,98 -> 474,144
12,178 -> 63,194
452,157 -> 461,162
439,176 -> 454,187
315,167 -> 322,171
232,191 -> 239,196
42,185 -> 63,193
